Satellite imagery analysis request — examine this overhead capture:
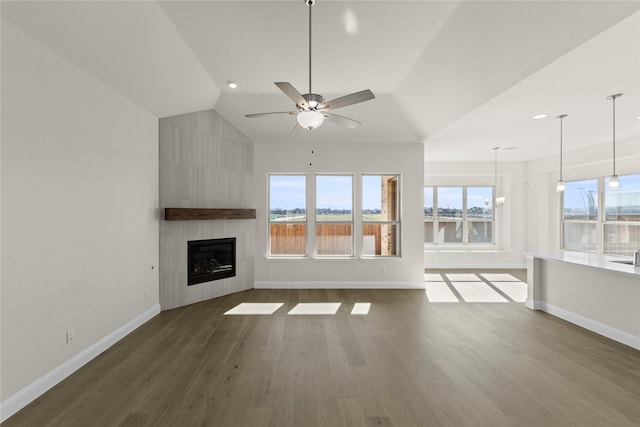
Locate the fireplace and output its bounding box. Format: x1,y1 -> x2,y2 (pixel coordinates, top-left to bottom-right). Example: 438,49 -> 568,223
187,238 -> 236,286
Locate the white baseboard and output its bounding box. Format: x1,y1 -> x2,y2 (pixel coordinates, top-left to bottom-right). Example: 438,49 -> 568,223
533,300 -> 640,350
255,281 -> 426,289
525,299 -> 545,310
0,304 -> 161,423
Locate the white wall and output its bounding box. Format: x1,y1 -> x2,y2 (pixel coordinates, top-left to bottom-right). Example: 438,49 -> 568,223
423,161 -> 528,268
254,141 -> 424,287
526,135 -> 640,252
1,22 -> 159,409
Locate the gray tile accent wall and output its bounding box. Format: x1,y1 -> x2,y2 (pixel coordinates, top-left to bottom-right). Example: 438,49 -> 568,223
159,109 -> 254,310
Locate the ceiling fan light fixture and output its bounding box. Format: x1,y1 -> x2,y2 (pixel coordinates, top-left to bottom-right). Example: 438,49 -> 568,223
297,110 -> 325,129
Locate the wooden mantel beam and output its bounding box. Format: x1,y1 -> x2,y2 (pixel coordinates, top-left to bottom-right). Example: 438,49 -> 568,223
164,208 -> 256,221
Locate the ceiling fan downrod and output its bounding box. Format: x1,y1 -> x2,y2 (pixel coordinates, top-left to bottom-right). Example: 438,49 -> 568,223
307,0 -> 313,97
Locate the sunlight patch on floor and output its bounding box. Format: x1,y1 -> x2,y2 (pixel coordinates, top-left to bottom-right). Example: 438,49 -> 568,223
445,273 -> 482,282
288,303 -> 341,315
224,303 -> 284,315
480,273 -> 521,282
491,281 -> 527,302
450,282 -> 509,302
425,282 -> 460,302
424,273 -> 445,281
351,302 -> 371,315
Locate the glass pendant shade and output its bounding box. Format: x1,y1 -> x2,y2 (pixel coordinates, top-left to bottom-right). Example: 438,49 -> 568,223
609,175 -> 620,188
297,110 -> 325,129
556,180 -> 565,192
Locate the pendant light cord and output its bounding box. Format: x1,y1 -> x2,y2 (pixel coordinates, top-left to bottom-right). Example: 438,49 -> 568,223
560,116 -> 562,181
558,114 -> 567,181
308,3 -> 312,96
607,93 -> 623,175
493,147 -> 498,201
612,95 -> 616,175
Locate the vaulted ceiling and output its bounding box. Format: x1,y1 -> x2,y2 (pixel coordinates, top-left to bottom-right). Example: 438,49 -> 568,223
2,1 -> 639,161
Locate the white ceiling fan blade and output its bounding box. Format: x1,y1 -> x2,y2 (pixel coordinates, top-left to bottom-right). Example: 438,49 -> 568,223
275,82 -> 309,109
325,112 -> 361,129
319,89 -> 375,111
245,111 -> 297,118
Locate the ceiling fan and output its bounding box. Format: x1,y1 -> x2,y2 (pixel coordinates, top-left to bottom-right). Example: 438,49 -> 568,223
245,0 -> 375,131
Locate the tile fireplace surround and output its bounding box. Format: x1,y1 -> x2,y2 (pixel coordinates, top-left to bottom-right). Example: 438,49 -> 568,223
159,109 -> 255,311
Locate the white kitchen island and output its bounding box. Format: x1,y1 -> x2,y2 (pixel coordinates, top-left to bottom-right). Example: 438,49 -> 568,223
526,250 -> 640,350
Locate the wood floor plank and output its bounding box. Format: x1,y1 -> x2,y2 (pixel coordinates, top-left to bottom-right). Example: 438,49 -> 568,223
242,407 -> 272,427
336,397 -> 368,427
378,397 -> 418,427
5,273 -> 640,427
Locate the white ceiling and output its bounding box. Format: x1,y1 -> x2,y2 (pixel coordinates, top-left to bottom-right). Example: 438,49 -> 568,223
2,0 -> 639,162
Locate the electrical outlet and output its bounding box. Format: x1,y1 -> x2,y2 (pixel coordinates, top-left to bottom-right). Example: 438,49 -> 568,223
66,329 -> 74,344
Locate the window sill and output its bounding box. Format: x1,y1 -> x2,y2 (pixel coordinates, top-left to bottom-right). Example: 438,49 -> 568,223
424,245 -> 499,253
265,255 -> 403,261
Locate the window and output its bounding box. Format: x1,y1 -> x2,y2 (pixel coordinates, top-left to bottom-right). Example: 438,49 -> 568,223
562,179 -> 598,252
363,175 -> 400,256
269,173 -> 402,258
316,175 -> 353,256
561,174 -> 640,257
424,186 -> 494,245
437,187 -> 463,243
269,175 -> 306,256
424,187 -> 434,243
604,174 -> 640,257
467,187 -> 493,243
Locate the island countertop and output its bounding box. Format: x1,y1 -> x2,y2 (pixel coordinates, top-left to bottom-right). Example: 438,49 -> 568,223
526,250 -> 640,278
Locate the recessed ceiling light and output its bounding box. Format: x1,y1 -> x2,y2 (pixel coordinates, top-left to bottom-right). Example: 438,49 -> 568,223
226,80 -> 238,89
532,113 -> 548,119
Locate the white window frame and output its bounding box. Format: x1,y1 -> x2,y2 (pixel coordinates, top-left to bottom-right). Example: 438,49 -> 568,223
268,174 -> 307,257
315,174 -> 355,257
561,174 -> 640,257
268,172 -> 402,259
362,174 -> 401,257
424,186 -> 495,245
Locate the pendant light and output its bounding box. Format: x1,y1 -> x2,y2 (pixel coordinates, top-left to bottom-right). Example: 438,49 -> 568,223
555,114 -> 567,192
493,147 -> 506,206
607,93 -> 622,188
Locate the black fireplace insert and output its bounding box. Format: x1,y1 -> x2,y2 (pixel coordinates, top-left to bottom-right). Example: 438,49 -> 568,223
187,238 -> 236,286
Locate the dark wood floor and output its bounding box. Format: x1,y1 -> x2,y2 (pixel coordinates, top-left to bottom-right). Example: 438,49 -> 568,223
5,271 -> 640,426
